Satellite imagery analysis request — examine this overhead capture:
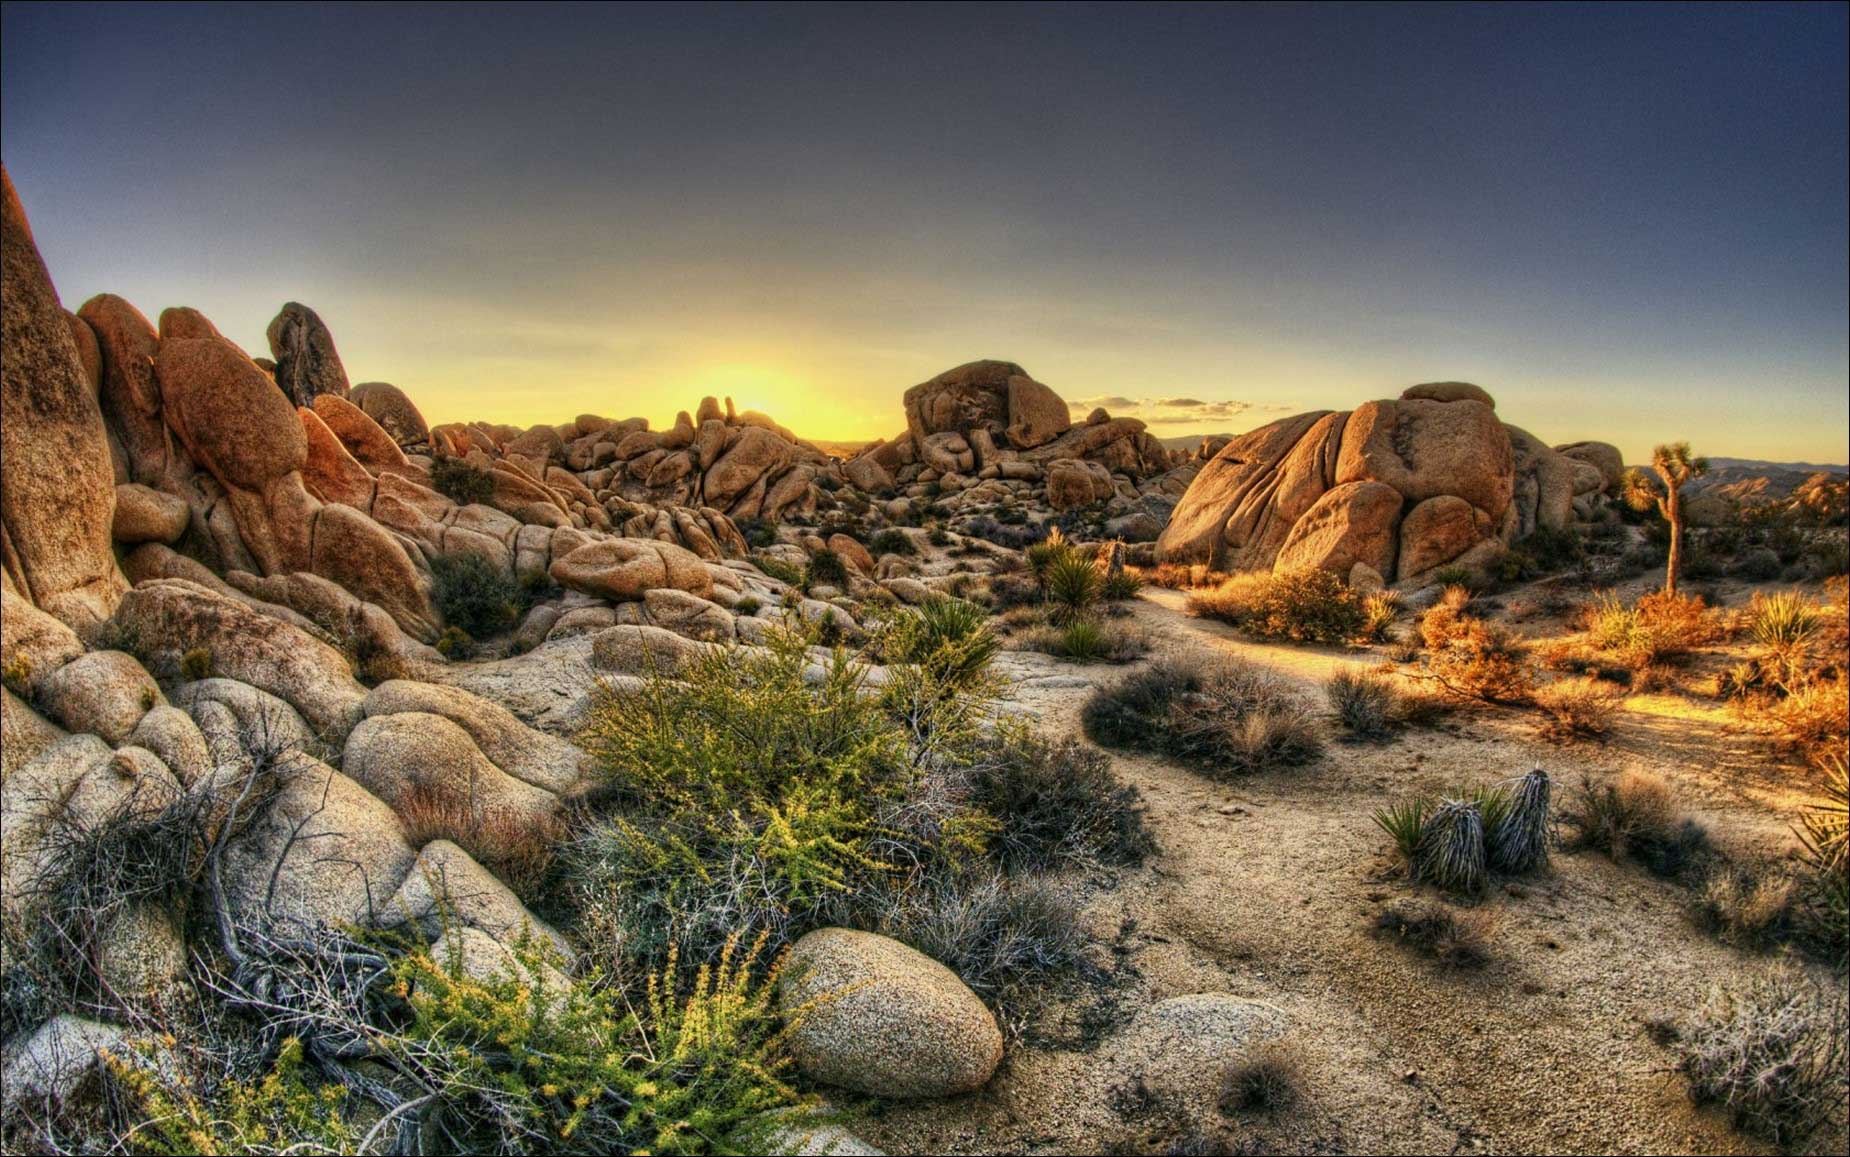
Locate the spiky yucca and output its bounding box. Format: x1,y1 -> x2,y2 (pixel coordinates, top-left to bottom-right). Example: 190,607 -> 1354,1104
1373,797 -> 1431,869
1488,769 -> 1552,874
1414,799 -> 1488,895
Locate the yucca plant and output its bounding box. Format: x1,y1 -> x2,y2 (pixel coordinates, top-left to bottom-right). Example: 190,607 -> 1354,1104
1359,590 -> 1404,643
1025,526 -> 1073,591
1750,590 -> 1819,689
1488,768 -> 1552,874
1045,551 -> 1104,624
1414,799 -> 1488,895
1794,752 -> 1848,955
1101,568 -> 1144,601
1374,796 -> 1432,870
1057,619 -> 1108,660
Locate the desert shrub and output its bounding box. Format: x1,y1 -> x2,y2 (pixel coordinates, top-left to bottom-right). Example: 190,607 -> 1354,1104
1534,677 -> 1622,741
1024,619 -> 1151,663
1432,564 -> 1474,590
1731,547 -> 1784,581
1189,568 -> 1365,644
1218,1041 -> 1300,1115
396,782 -> 563,902
1100,568 -> 1144,601
752,553 -> 804,587
870,528 -> 918,557
1419,617 -> 1537,704
1136,562 -> 1222,590
877,597 -> 1000,693
1417,585 -> 1477,647
1357,590 -> 1403,643
968,729 -> 1152,872
736,517 -> 777,549
431,552 -> 527,639
985,573 -> 1044,612
1677,962 -> 1848,1152
1560,772 -> 1714,880
435,624 -> 476,659
734,595 -> 762,617
929,526 -> 954,547
1694,865 -> 1798,950
1045,551 -> 1104,624
1766,679 -> 1849,754
1326,669 -> 1399,740
803,548 -> 849,591
1372,901 -> 1491,968
180,646 -> 214,681
429,455 -> 497,506
1083,658 -> 1321,776
365,933 -> 801,1155
868,872 -> 1084,1015
1584,589 -> 1719,667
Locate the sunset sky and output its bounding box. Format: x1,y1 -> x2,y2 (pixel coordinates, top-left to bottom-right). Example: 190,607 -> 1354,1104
3,2 -> 1845,462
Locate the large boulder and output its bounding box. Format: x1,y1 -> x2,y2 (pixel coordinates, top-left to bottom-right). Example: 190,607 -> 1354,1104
362,680 -> 589,794
265,302 -> 350,406
350,381 -> 430,447
1155,410 -> 1342,569
1335,396 -> 1513,520
903,360 -> 1020,442
342,712 -> 561,834
550,537 -> 715,602
1,166 -> 129,633
381,839 -> 572,960
1397,495 -> 1496,581
113,579 -> 366,739
1004,372 -> 1072,448
1045,458 -> 1114,510
781,928 -> 1002,1100
1272,480 -> 1403,577
1555,440 -> 1624,492
307,503 -> 438,641
36,650 -> 164,745
79,294 -> 190,490
1,582 -> 86,696
220,757 -> 414,927
703,426 -> 792,509
112,483 -> 192,544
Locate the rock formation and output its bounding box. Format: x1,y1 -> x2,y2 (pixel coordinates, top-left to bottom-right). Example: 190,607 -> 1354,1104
1157,383 -> 1619,584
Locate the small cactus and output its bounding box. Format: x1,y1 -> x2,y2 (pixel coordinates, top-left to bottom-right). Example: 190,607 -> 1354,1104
1489,768 -> 1552,874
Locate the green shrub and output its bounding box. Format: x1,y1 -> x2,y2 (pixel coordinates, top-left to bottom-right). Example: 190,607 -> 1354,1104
1023,619 -> 1150,664
436,625 -> 476,659
1432,564 -> 1474,589
429,455 -> 498,506
870,528 -> 918,557
1082,658 -> 1321,776
1188,569 -> 1365,644
876,597 -> 999,693
737,517 -> 778,549
1100,569 -> 1144,601
968,729 -> 1152,872
1677,962 -> 1848,1152
432,552 -> 528,639
803,549 -> 849,591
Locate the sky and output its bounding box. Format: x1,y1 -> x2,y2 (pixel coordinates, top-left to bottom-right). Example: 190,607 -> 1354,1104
3,2 -> 1846,462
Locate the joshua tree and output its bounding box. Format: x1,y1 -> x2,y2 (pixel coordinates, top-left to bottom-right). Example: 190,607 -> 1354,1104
1621,442 -> 1709,595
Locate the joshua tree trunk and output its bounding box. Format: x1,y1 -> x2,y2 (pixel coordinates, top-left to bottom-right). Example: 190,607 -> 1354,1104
1664,486 -> 1682,595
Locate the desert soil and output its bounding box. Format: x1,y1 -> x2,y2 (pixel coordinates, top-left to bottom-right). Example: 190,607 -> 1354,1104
850,587 -> 1828,1156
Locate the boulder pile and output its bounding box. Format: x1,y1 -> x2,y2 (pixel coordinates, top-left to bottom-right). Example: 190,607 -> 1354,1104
1155,383 -> 1620,586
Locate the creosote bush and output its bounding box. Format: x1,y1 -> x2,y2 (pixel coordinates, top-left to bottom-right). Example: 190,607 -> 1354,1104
1187,568 -> 1366,644
869,528 -> 918,557
1083,658 -> 1321,777
968,729 -> 1153,872
802,548 -> 849,591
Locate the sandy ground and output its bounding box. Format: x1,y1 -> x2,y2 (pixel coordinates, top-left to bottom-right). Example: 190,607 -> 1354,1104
849,587 -> 1838,1156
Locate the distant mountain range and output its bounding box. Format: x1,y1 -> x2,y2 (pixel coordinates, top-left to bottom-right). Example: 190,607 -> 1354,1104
1696,457 -> 1848,475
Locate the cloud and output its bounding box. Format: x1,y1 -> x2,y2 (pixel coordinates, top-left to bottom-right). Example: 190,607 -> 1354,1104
1068,395 -> 1138,411
1154,397 -> 1207,408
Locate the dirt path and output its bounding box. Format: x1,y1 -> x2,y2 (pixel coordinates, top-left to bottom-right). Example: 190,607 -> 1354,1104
856,593 -> 1812,1156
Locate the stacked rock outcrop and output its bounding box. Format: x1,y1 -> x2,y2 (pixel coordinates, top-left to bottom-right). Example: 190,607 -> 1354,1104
1156,383 -> 1619,586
